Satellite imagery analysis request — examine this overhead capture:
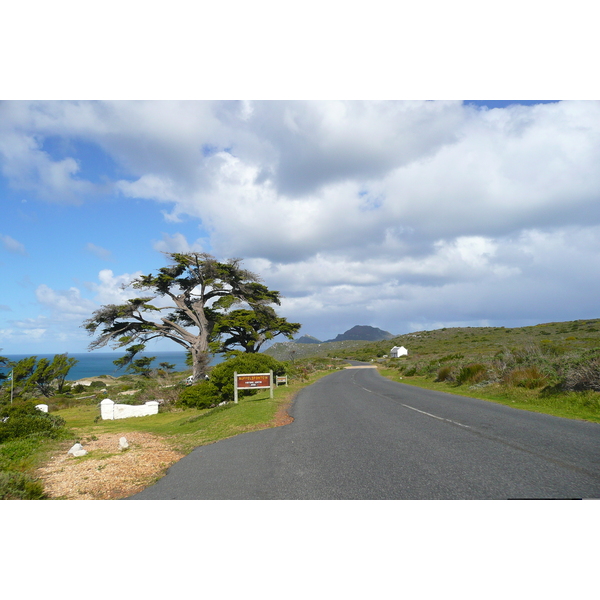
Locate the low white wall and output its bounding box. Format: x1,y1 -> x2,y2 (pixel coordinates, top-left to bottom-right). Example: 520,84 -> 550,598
100,398 -> 160,420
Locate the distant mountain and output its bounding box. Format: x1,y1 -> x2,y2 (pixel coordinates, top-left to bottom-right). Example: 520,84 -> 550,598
295,335 -> 323,344
325,325 -> 395,343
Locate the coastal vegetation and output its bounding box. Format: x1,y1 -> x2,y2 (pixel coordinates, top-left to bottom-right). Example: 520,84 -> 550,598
0,353 -> 79,400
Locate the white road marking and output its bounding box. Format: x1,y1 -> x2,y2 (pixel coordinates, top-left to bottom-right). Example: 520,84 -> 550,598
357,381 -> 471,429
399,403 -> 471,429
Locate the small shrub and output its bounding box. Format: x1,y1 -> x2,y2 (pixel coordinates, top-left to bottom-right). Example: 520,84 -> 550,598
436,365 -> 455,382
0,436 -> 44,472
502,366 -> 549,389
404,367 -> 418,377
562,359 -> 600,392
115,395 -> 143,405
178,381 -> 220,409
0,471 -> 46,500
0,402 -> 66,443
456,363 -> 487,385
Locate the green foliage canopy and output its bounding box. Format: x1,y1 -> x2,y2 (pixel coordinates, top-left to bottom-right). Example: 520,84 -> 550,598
113,344 -> 156,378
211,307 -> 300,356
29,354 -> 79,397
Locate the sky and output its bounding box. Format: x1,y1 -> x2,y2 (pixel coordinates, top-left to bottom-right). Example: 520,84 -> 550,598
1,98 -> 599,355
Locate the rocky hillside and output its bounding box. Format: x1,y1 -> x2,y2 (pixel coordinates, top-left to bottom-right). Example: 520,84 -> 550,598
325,325 -> 394,343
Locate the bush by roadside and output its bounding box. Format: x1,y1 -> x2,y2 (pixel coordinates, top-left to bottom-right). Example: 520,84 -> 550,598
0,401 -> 66,444
178,354 -> 286,409
380,343 -> 600,422
396,344 -> 600,395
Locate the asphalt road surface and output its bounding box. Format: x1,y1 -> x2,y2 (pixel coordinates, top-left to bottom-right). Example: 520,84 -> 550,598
129,365 -> 600,499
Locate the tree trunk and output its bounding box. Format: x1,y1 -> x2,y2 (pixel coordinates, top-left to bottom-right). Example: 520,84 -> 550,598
191,349 -> 210,381
190,330 -> 211,381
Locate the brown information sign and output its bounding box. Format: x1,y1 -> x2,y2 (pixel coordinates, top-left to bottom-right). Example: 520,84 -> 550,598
234,371 -> 274,403
237,374 -> 271,389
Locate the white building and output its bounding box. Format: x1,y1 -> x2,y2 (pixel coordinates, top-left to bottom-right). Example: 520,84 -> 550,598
390,346 -> 408,358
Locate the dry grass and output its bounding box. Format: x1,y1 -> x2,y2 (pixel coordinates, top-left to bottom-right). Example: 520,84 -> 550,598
35,432 -> 184,500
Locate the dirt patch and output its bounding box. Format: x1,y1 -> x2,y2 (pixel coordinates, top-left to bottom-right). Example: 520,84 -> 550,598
36,432 -> 185,500
273,395 -> 294,426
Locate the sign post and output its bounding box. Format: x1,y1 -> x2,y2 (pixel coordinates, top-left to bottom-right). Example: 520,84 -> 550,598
234,370 -> 273,403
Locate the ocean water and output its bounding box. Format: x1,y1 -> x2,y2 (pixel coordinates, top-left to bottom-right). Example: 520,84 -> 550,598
1,351 -> 222,381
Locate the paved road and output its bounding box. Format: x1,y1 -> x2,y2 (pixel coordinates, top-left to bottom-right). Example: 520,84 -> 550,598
129,365 -> 600,499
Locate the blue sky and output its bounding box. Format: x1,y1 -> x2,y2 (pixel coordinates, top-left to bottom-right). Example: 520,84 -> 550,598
1,99 -> 599,355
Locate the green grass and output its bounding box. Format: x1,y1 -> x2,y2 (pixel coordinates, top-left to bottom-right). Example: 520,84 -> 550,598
379,368 -> 600,423
54,369 -> 332,455
0,435 -> 59,472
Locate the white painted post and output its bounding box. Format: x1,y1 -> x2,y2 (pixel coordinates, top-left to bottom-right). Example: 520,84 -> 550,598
234,371 -> 238,404
100,398 -> 115,420
270,370 -> 273,399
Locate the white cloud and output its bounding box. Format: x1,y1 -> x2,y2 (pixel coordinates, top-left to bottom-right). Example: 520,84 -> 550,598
116,174 -> 181,203
1,234 -> 27,255
152,233 -> 205,254
0,319 -> 49,344
18,327 -> 47,340
251,223 -> 600,339
0,128 -> 94,204
5,101 -> 600,251
35,284 -> 97,318
95,101 -> 600,272
86,269 -> 143,305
